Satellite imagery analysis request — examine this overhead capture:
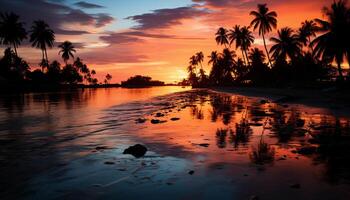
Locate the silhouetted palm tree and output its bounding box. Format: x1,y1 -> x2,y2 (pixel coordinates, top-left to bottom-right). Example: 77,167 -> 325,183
250,4 -> 277,67
196,52 -> 204,69
208,51 -> 219,66
311,0 -> 350,80
298,20 -> 317,48
215,27 -> 229,48
0,12 -> 27,56
240,26 -> 255,65
228,25 -> 246,65
270,27 -> 302,62
30,20 -> 55,71
58,41 -> 76,65
249,48 -> 266,65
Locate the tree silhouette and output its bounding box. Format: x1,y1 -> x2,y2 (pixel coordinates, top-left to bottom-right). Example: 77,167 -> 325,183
215,27 -> 229,48
270,27 -> 302,62
228,25 -> 247,65
240,26 -> 255,66
250,4 -> 277,67
311,0 -> 350,80
0,12 -> 27,56
297,20 -> 317,50
58,41 -> 76,65
30,20 -> 55,71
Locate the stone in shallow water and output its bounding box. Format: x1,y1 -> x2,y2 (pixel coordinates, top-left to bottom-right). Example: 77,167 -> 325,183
135,118 -> 147,123
170,117 -> 180,121
123,144 -> 147,158
188,170 -> 194,175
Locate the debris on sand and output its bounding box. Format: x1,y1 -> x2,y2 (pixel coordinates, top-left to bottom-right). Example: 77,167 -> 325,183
170,117 -> 180,121
123,144 -> 147,158
151,119 -> 167,124
135,118 -> 147,123
198,143 -> 210,147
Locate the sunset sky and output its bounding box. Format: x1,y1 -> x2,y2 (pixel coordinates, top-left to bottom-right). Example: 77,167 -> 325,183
0,0 -> 334,83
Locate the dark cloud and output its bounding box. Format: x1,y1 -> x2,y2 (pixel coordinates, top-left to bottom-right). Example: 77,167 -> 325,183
126,6 -> 209,30
0,0 -> 113,35
74,1 -> 104,9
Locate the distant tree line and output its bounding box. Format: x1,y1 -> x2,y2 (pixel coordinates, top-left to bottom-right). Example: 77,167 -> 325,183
0,13 -> 113,86
121,75 -> 165,87
186,1 -> 350,88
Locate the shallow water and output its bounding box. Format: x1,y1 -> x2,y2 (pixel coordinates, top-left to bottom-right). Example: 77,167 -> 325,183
1,87 -> 350,200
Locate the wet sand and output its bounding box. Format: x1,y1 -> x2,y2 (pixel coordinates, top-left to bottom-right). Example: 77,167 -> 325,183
1,88 -> 350,199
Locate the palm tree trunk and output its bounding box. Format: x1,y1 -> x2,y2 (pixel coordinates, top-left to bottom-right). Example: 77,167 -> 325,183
13,44 -> 18,57
41,49 -> 45,72
44,47 -> 48,63
262,34 -> 272,67
241,50 -> 247,66
244,49 -> 250,66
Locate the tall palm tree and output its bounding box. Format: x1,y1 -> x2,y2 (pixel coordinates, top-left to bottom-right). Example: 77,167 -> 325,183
270,27 -> 302,62
195,52 -> 204,69
30,20 -> 55,71
208,51 -> 220,66
58,41 -> 76,65
311,0 -> 350,80
240,26 -> 255,65
215,27 -> 229,48
250,4 -> 277,67
0,12 -> 27,56
298,20 -> 318,48
228,25 -> 246,65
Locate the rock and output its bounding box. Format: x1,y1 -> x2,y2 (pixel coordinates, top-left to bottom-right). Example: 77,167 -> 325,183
198,143 -> 210,147
290,183 -> 301,189
260,99 -> 268,104
170,117 -> 180,121
188,170 -> 195,175
104,161 -> 115,165
123,144 -> 148,158
151,119 -> 166,124
135,118 -> 147,123
155,112 -> 165,117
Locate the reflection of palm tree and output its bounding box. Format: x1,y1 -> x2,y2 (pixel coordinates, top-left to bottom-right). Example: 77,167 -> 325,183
215,27 -> 229,48
30,20 -> 55,71
270,27 -> 301,62
311,0 -> 350,80
58,41 -> 76,65
0,12 -> 27,56
250,4 -> 277,67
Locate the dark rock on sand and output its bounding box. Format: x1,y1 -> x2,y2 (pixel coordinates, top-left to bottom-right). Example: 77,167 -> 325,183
260,99 -> 268,104
123,144 -> 147,158
198,143 -> 210,147
104,161 -> 115,165
188,170 -> 195,175
151,119 -> 167,124
170,117 -> 180,121
155,112 -> 165,117
135,118 -> 147,123
290,183 -> 301,189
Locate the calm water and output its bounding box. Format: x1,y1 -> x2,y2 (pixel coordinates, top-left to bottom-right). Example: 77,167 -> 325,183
1,87 -> 350,200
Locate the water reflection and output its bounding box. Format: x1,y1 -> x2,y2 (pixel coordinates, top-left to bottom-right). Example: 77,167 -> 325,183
1,88 -> 350,199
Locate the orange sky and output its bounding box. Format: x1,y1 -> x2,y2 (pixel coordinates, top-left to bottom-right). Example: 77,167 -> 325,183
1,0 -> 335,83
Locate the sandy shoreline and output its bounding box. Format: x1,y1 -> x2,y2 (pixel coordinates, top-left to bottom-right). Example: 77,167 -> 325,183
211,86 -> 350,114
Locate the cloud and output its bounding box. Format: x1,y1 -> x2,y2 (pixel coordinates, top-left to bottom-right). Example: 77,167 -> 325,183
74,1 -> 104,9
126,6 -> 209,30
0,0 -> 114,35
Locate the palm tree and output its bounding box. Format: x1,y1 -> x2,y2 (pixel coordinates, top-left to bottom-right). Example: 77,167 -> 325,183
311,0 -> 350,80
30,20 -> 55,71
215,27 -> 229,48
228,25 -> 246,65
249,48 -> 266,65
270,27 -> 302,62
298,20 -> 317,48
58,41 -> 76,65
250,4 -> 277,67
0,12 -> 27,56
208,51 -> 219,66
240,26 -> 255,65
195,52 -> 204,69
